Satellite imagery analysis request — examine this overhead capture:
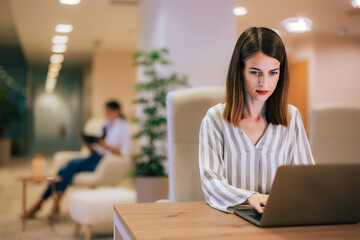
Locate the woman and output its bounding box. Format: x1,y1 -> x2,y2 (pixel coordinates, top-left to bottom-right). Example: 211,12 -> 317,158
25,100 -> 130,219
199,27 -> 314,214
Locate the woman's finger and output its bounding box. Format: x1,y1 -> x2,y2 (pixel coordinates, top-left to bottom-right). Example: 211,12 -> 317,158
254,202 -> 264,213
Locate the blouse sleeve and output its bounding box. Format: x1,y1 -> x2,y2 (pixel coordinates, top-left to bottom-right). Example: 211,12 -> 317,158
199,116 -> 256,213
290,108 -> 315,165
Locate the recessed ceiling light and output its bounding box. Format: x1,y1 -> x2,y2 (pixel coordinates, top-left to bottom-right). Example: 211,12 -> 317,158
45,77 -> 57,94
49,63 -> 62,71
351,0 -> 360,8
47,71 -> 59,79
233,7 -> 247,16
45,86 -> 54,94
59,0 -> 81,5
52,44 -> 67,53
283,17 -> 312,33
52,36 -> 68,44
46,78 -> 57,87
55,24 -> 73,33
50,54 -> 64,63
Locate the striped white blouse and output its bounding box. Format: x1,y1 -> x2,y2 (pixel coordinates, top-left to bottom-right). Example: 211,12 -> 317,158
199,103 -> 315,213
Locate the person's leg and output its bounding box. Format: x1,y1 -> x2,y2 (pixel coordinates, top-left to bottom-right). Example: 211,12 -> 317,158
23,198 -> 43,218
24,166 -> 68,218
48,153 -> 103,218
47,158 -> 88,219
25,157 -> 91,219
41,167 -> 67,200
49,193 -> 62,222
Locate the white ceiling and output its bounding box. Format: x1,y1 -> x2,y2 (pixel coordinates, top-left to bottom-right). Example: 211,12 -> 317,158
2,0 -> 359,66
236,0 -> 360,40
6,0 -> 139,66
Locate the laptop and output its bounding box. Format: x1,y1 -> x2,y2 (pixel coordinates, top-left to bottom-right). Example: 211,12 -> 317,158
234,164 -> 360,227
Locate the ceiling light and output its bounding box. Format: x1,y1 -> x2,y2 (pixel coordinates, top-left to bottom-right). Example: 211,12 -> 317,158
45,87 -> 54,94
52,44 -> 67,53
45,79 -> 57,93
50,54 -> 64,63
47,71 -> 59,79
45,77 -> 57,93
59,0 -> 81,5
52,36 -> 68,44
49,63 -> 62,71
55,24 -> 73,33
283,17 -> 312,33
351,0 -> 360,8
233,7 -> 247,16
46,78 -> 57,87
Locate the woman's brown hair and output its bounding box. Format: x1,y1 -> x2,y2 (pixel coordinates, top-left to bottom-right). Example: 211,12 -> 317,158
223,27 -> 289,127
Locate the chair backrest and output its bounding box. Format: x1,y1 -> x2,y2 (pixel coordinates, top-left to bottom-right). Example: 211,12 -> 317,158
310,104 -> 360,164
166,86 -> 225,202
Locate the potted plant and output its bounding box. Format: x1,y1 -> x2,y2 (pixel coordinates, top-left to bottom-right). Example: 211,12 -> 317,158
132,48 -> 187,202
0,66 -> 25,166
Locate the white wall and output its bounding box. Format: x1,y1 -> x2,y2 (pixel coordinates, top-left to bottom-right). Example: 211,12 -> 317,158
286,34 -> 360,111
139,0 -> 236,87
90,49 -> 136,119
312,36 -> 360,106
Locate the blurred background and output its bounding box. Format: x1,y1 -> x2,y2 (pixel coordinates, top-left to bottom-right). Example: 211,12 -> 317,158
0,0 -> 359,239
0,0 -> 359,157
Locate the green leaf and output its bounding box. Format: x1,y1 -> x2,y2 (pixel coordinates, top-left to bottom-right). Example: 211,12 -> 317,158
150,51 -> 160,60
133,98 -> 148,104
160,60 -> 170,65
131,118 -> 139,123
130,49 -> 187,177
159,48 -> 168,54
143,107 -> 157,116
133,51 -> 145,59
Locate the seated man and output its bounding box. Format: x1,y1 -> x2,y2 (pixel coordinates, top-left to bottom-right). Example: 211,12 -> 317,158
25,100 -> 130,220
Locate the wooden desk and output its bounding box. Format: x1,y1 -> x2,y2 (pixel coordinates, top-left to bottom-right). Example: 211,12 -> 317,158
113,201 -> 360,240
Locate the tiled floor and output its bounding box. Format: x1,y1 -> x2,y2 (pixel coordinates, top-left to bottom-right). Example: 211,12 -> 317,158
0,155 -> 134,240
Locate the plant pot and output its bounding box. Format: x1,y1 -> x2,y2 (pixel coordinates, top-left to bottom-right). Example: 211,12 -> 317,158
135,176 -> 169,203
0,138 -> 11,167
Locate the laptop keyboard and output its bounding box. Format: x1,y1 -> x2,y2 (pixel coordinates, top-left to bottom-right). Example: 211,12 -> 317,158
249,210 -> 263,221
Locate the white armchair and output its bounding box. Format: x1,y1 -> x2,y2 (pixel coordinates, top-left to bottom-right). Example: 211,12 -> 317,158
310,104 -> 360,164
53,118 -> 136,187
166,86 -> 225,201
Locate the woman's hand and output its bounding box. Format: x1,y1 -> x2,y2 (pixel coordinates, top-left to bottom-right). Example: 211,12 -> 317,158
96,139 -> 121,155
97,139 -> 107,148
247,193 -> 269,213
85,143 -> 95,151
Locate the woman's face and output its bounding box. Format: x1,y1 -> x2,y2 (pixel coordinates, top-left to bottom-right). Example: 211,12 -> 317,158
243,51 -> 280,103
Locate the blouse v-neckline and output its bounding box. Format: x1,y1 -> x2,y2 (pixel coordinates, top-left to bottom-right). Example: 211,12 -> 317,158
239,123 -> 272,149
